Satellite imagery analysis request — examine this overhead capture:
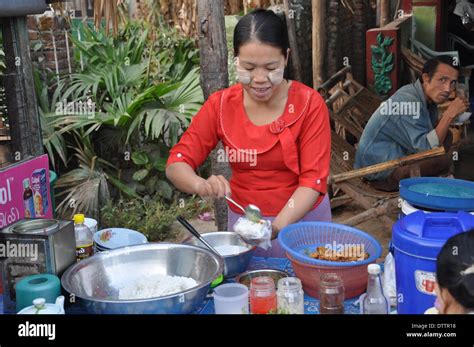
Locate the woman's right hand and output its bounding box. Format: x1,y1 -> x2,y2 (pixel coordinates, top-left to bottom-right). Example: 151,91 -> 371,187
195,175 -> 231,198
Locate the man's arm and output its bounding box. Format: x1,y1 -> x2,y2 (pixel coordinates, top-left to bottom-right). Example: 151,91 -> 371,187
436,97 -> 470,144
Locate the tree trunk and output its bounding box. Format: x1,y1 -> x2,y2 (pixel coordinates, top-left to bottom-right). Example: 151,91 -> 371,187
283,0 -> 303,83
197,0 -> 231,231
312,0 -> 326,87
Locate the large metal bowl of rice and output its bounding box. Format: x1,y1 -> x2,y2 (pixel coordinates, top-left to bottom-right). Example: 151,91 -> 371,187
61,243 -> 224,314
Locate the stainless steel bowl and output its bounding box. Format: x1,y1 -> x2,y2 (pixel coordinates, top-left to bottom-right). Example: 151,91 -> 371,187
185,232 -> 254,278
235,269 -> 290,288
61,243 -> 223,314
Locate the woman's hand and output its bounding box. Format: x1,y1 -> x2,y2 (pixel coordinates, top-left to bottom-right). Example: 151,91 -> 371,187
195,175 -> 231,198
270,221 -> 282,240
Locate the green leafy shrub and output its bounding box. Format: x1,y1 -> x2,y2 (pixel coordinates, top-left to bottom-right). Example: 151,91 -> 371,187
100,196 -> 212,242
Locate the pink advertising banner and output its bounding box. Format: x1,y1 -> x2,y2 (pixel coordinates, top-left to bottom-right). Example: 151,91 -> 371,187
0,154 -> 53,228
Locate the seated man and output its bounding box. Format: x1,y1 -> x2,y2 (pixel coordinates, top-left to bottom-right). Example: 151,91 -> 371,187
354,55 -> 470,191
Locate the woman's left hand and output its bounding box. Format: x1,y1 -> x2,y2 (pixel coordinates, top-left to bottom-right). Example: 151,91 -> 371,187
270,222 -> 281,240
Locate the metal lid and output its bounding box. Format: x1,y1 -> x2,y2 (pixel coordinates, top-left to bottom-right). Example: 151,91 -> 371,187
11,219 -> 59,235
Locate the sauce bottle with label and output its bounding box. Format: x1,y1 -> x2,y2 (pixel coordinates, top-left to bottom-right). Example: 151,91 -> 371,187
23,178 -> 35,218
73,214 -> 94,262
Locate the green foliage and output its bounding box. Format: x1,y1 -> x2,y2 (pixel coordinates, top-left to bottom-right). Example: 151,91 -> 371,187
130,143 -> 173,200
371,33 -> 394,95
58,21 -> 203,147
34,71 -> 68,170
38,18 -> 203,219
100,196 -> 212,242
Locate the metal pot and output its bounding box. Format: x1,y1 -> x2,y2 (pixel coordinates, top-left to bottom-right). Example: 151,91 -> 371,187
185,232 -> 254,278
61,243 -> 223,314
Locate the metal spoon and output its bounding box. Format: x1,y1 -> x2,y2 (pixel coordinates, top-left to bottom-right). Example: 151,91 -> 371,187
176,216 -> 224,288
176,216 -> 221,257
225,196 -> 262,222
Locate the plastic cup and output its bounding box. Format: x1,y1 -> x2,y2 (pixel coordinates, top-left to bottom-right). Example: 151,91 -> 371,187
213,283 -> 249,314
84,218 -> 98,234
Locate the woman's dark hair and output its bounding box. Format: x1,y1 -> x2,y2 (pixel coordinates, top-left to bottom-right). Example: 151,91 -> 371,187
233,9 -> 289,57
422,55 -> 460,81
437,230 -> 474,310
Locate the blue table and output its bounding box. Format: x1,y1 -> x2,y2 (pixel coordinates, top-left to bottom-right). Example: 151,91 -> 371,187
0,257 -> 363,314
194,256 -> 361,314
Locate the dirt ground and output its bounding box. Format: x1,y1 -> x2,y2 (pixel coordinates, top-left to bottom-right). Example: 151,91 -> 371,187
172,126 -> 474,260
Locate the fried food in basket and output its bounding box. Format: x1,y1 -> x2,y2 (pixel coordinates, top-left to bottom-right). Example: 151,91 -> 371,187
307,246 -> 369,262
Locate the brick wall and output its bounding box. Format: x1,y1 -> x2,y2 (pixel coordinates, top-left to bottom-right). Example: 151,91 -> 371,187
27,13 -> 74,80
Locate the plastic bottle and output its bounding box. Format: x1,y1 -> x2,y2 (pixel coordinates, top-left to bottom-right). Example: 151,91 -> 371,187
362,264 -> 389,314
22,178 -> 35,218
73,214 -> 94,261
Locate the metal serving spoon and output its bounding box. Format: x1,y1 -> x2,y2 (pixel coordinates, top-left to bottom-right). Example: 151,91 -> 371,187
225,196 -> 262,222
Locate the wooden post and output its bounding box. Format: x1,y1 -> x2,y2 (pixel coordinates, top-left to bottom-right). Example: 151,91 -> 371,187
197,0 -> 231,231
379,0 -> 390,27
1,16 -> 43,161
283,0 -> 302,83
312,0 -> 326,87
81,0 -> 88,20
128,0 -> 138,20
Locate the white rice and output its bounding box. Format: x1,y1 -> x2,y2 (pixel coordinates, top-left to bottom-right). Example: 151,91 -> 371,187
215,245 -> 249,256
118,275 -> 198,300
233,218 -> 266,240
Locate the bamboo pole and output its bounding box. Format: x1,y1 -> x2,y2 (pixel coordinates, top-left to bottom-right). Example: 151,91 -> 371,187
312,0 -> 326,87
380,0 -> 390,27
329,147 -> 445,184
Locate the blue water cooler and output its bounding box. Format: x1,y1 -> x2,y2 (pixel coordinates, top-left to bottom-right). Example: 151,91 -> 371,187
392,211 -> 474,314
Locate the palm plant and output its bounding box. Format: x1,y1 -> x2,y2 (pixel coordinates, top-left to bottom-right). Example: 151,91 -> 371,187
34,72 -> 68,171
49,19 -> 202,217
59,21 -> 202,146
54,129 -> 139,219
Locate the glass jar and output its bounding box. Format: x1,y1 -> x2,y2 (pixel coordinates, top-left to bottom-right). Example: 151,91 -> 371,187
319,273 -> 345,314
277,277 -> 304,314
249,276 -> 277,314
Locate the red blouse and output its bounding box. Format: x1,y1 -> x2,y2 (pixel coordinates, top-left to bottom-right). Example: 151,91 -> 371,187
166,81 -> 331,216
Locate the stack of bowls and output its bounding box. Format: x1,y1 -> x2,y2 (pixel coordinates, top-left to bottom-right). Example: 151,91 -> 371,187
93,228 -> 148,252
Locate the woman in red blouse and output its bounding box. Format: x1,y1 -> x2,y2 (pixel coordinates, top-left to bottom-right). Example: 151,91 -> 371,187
166,9 -> 331,257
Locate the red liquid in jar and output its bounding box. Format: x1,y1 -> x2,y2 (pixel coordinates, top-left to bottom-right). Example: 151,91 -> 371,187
250,292 -> 277,314
249,276 -> 277,314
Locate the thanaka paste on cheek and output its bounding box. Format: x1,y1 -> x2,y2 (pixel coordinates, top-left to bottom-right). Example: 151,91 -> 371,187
268,67 -> 284,85
237,67 -> 285,86
236,68 -> 252,85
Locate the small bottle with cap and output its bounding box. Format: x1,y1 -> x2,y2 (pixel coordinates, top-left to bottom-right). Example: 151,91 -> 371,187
73,214 -> 94,262
277,277 -> 304,314
362,264 -> 389,314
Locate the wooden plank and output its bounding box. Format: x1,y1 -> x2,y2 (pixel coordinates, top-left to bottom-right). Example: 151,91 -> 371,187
1,17 -> 43,161
329,147 -> 445,184
341,205 -> 388,226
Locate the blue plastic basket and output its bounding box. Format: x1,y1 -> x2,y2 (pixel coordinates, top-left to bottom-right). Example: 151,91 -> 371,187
278,222 -> 382,267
